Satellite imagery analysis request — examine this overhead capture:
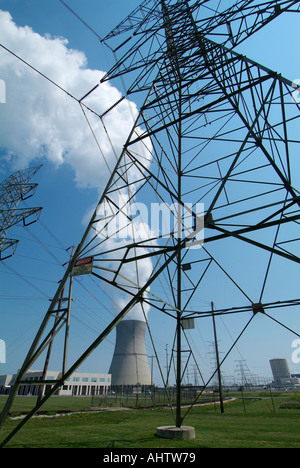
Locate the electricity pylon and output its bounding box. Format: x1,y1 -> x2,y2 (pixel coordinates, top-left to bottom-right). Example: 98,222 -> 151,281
0,165 -> 42,260
1,0 -> 300,445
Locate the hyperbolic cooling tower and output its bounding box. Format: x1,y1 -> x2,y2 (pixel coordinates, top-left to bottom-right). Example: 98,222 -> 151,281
269,358 -> 291,385
109,319 -> 152,386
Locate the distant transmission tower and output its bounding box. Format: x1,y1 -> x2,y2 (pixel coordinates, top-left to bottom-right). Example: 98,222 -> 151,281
1,0 -> 300,446
0,165 -> 42,260
235,360 -> 257,388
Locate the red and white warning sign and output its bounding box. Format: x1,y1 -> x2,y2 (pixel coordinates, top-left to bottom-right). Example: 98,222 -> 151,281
72,256 -> 93,276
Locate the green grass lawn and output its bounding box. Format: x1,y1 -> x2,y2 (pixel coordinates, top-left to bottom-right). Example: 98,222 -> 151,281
0,394 -> 300,448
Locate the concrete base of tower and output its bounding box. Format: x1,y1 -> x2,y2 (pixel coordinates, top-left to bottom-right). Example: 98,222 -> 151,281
156,426 -> 195,440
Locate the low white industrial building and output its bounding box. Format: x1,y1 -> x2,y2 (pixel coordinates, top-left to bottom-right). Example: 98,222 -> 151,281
269,358 -> 300,387
0,370 -> 111,396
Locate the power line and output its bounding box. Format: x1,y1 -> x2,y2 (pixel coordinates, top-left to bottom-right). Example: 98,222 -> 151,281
57,0 -> 104,42
1,262 -> 50,299
0,43 -> 104,121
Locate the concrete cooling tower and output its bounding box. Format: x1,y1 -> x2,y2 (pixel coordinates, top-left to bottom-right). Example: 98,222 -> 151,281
269,358 -> 291,385
109,319 -> 151,386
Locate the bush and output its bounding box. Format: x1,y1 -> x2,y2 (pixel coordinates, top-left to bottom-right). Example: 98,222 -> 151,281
279,394 -> 300,409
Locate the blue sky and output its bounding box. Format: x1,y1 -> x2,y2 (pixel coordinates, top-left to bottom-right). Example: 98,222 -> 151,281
1,0 -> 300,386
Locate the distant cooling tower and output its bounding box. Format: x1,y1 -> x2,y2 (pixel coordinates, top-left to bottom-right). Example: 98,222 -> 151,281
109,319 -> 152,386
270,358 -> 291,385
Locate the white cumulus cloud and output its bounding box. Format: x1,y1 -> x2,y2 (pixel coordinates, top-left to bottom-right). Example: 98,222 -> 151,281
0,10 -> 141,189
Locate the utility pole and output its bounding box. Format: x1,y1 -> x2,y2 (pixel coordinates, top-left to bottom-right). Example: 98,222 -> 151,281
165,344 -> 169,386
37,246 -> 75,404
211,302 -> 224,414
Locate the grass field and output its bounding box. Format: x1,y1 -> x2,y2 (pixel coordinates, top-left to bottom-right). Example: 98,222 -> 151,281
0,392 -> 300,448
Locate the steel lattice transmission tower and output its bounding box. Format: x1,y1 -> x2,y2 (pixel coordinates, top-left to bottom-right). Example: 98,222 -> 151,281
0,165 -> 42,260
1,0 -> 300,444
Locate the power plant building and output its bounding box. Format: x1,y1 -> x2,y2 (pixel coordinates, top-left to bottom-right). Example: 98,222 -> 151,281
269,358 -> 300,387
0,370 -> 111,396
1,318 -> 152,396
